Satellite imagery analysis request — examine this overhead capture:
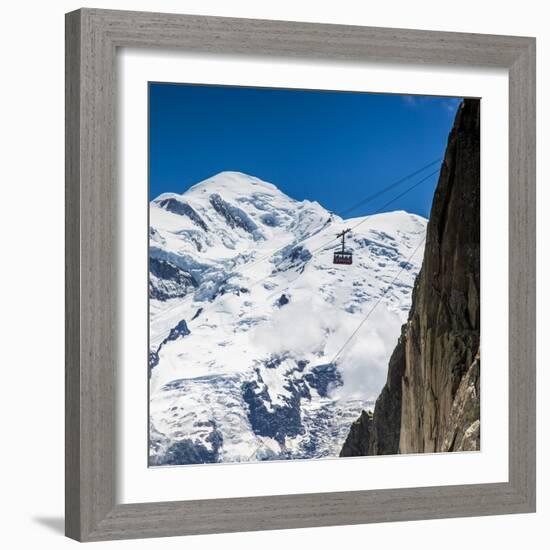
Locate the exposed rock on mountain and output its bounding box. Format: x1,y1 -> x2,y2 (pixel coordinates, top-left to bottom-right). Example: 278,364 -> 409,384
341,99 -> 480,456
340,410 -> 372,457
441,350 -> 480,452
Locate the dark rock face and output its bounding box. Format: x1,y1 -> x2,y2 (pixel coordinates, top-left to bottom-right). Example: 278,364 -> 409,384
209,193 -> 262,238
149,257 -> 197,301
242,375 -> 304,445
155,422 -> 223,465
149,319 -> 191,376
304,363 -> 342,398
341,99 -> 480,456
158,439 -> 215,465
368,331 -> 407,455
277,293 -> 290,307
264,354 -> 288,369
164,319 -> 191,343
149,350 -> 159,375
441,350 -> 480,452
241,356 -> 345,450
157,198 -> 208,231
340,410 -> 372,457
191,307 -> 203,320
279,245 -> 312,272
287,245 -> 312,264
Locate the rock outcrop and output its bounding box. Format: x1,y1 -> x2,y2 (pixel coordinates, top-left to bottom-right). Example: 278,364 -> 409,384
341,98 -> 480,456
340,410 -> 372,456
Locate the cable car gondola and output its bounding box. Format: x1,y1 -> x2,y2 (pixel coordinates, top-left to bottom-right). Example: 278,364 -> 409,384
333,229 -> 353,265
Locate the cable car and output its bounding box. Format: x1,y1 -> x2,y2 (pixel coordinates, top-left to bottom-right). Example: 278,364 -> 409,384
333,229 -> 353,265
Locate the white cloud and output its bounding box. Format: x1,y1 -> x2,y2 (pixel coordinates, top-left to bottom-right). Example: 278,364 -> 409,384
250,296 -> 327,356
330,307 -> 403,402
251,291 -> 404,403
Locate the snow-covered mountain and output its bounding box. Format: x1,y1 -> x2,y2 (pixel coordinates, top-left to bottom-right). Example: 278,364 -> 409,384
148,171 -> 427,465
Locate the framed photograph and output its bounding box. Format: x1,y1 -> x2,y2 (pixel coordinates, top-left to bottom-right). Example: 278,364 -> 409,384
65,8 -> 536,542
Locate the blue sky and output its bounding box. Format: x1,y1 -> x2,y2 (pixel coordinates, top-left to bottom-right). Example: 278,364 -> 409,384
149,83 -> 462,219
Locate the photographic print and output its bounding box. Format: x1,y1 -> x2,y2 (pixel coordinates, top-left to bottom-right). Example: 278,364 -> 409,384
148,84 -> 480,466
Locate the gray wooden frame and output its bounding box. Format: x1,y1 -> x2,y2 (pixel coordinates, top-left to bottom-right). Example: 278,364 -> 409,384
65,8 -> 536,542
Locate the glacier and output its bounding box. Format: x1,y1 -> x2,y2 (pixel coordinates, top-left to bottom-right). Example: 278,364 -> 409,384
148,171 -> 427,466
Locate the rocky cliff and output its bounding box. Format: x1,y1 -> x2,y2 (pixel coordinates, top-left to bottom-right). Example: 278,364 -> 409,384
340,98 -> 480,457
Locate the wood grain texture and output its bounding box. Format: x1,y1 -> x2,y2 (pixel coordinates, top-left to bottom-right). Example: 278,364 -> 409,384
508,40 -> 536,508
65,8 -> 536,542
65,9 -> 81,541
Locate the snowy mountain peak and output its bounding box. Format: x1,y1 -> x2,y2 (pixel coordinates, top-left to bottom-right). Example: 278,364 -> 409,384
188,171 -> 283,196
150,172 -> 332,268
149,172 -> 427,465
